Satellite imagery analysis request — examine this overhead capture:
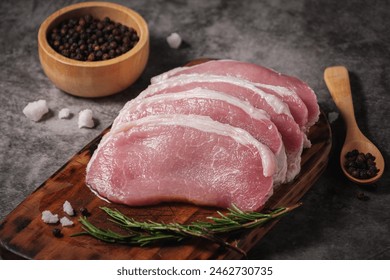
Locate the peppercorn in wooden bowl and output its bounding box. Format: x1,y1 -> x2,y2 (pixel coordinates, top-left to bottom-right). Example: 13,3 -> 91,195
38,2 -> 149,97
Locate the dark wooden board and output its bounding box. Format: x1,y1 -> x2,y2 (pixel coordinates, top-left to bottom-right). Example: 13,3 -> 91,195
0,63 -> 332,260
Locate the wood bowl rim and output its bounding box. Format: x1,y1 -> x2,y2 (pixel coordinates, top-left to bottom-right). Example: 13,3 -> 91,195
37,1 -> 149,68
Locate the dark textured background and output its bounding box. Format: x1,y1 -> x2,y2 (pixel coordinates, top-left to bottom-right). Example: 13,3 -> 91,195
0,0 -> 389,259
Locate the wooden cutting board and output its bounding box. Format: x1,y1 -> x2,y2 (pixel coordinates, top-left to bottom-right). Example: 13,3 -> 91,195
0,62 -> 332,260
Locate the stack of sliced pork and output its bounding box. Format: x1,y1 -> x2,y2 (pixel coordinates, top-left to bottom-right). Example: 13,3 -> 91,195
86,59 -> 319,211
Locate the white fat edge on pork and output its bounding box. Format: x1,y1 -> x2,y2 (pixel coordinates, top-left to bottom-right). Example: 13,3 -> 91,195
149,59 -> 239,83
151,65 -> 189,83
254,83 -> 313,148
148,62 -> 312,176
285,146 -> 303,183
114,87 -> 271,128
149,61 -> 317,128
303,85 -> 320,127
142,74 -> 293,117
111,88 -> 287,184
254,83 -> 303,105
109,114 -> 277,178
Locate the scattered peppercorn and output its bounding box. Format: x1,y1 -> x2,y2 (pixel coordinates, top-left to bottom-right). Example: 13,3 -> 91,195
344,149 -> 379,179
52,228 -> 63,238
48,15 -> 139,61
356,192 -> 370,201
79,207 -> 90,217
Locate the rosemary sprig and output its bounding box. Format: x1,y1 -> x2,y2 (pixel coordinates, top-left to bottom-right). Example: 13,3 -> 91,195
74,203 -> 301,255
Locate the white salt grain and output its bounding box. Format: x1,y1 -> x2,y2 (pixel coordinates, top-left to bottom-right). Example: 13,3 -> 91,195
63,200 -> 74,216
60,216 -> 74,227
328,111 -> 339,123
78,109 -> 94,129
166,32 -> 182,49
41,210 -> 59,224
58,108 -> 71,119
23,100 -> 49,122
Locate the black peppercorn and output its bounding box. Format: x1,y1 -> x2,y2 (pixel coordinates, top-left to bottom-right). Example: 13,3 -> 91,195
356,153 -> 365,163
80,207 -> 90,217
357,192 -> 370,201
87,53 -> 95,61
109,41 -> 118,49
79,17 -> 86,26
52,228 -> 63,238
48,14 -> 139,61
61,49 -> 70,57
84,14 -> 92,23
351,170 -> 359,178
344,149 -> 379,179
108,49 -> 115,58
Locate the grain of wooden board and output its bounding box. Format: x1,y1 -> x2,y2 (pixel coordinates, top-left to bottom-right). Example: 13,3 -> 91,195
0,60 -> 332,260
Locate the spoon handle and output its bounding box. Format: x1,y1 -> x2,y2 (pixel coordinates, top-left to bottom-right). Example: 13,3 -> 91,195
324,66 -> 362,140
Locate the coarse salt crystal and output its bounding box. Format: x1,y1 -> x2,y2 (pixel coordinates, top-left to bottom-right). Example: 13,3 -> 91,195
59,108 -> 71,119
328,111 -> 339,123
60,216 -> 74,227
63,200 -> 74,216
78,109 -> 95,129
166,32 -> 182,49
23,100 -> 49,122
41,210 -> 59,224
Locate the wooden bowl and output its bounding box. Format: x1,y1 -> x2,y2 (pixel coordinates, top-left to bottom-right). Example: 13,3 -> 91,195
38,2 -> 149,98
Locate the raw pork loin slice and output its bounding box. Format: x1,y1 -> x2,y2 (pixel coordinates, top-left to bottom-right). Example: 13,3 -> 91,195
86,114 -> 276,211
86,59 -> 320,211
151,59 -> 319,128
111,88 -> 287,184
135,74 -> 304,181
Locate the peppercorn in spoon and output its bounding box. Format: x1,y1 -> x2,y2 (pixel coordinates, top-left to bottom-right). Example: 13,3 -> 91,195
324,66 -> 384,184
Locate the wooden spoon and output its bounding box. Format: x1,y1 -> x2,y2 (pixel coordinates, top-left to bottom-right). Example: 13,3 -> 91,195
324,66 -> 384,184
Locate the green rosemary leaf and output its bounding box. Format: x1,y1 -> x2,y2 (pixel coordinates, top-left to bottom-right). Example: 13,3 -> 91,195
74,203 -> 301,254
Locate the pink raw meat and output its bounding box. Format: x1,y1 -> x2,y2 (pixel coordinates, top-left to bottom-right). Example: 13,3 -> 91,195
86,114 -> 276,211
151,59 -> 319,127
112,89 -> 287,184
136,74 -> 304,181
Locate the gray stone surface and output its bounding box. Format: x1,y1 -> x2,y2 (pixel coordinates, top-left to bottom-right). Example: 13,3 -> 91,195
0,0 -> 389,259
